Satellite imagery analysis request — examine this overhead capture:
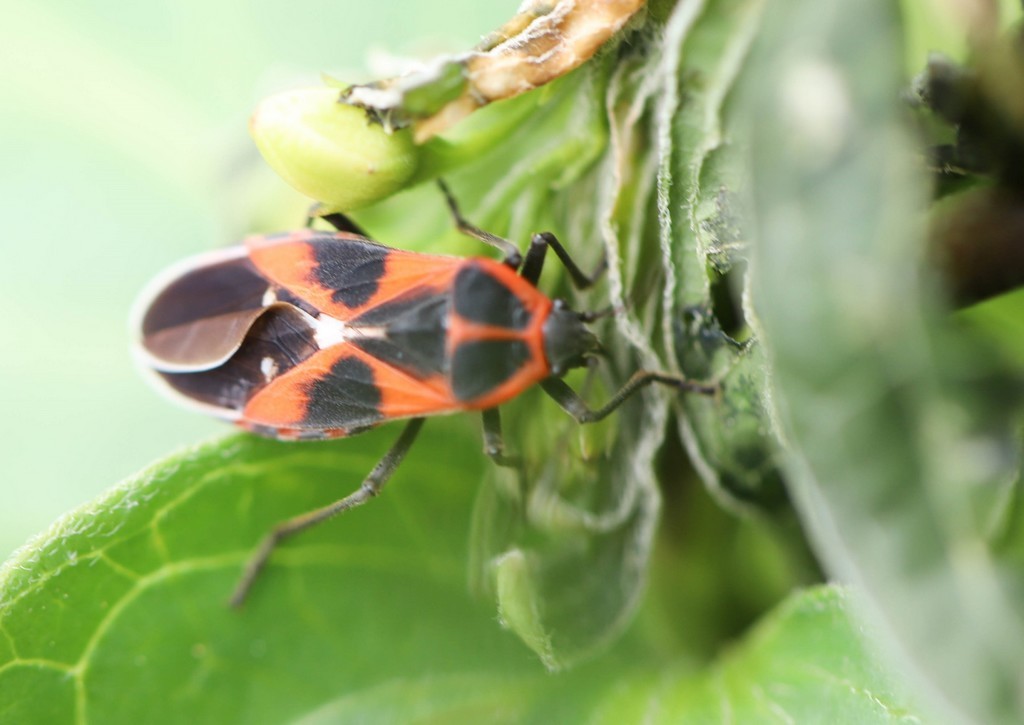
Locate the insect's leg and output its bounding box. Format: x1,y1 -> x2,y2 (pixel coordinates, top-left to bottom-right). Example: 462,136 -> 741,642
305,204 -> 371,237
320,213 -> 370,236
540,373 -> 717,424
437,180 -> 523,268
519,231 -> 607,289
229,417 -> 425,608
481,408 -> 521,468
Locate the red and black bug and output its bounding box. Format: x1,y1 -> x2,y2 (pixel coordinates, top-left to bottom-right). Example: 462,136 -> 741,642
133,184 -> 714,606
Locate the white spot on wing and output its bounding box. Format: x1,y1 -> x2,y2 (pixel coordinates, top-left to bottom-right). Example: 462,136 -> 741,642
262,288 -> 277,306
314,315 -> 350,349
312,314 -> 387,349
260,356 -> 278,381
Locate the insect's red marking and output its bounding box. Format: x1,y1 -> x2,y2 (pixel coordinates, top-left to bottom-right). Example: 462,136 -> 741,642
245,230 -> 318,290
246,230 -> 461,321
379,249 -> 462,308
242,343 -> 458,430
242,344 -> 342,427
372,364 -> 453,419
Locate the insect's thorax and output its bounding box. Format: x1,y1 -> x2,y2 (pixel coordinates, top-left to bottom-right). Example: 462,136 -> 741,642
341,258 -> 553,410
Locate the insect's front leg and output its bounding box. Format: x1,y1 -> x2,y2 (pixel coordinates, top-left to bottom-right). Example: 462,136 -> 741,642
229,417 -> 426,608
481,408 -> 521,468
540,373 -> 717,425
305,203 -> 371,237
519,231 -> 607,289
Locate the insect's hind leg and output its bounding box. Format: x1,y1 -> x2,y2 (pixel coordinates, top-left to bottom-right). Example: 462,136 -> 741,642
540,373 -> 717,425
437,180 -> 523,269
229,417 -> 425,608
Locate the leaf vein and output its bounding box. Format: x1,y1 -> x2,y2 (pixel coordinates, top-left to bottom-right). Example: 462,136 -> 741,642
796,663 -> 922,722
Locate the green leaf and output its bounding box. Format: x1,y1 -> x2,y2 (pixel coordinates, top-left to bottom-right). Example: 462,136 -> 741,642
290,586 -> 924,723
743,1 -> 1024,722
654,0 -> 787,510
449,0 -> 802,665
0,425 -> 539,723
639,586 -> 922,723
0,421 -> 920,721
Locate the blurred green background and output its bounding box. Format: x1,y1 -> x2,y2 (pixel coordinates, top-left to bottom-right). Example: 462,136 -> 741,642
0,0 -> 514,561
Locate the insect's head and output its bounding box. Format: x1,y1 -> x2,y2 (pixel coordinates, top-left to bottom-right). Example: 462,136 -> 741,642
542,299 -> 603,376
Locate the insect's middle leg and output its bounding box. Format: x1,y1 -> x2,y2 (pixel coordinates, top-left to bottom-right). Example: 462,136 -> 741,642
229,417 -> 426,608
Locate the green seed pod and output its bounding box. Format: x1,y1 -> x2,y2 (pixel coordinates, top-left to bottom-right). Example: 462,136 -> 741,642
250,87 -> 420,211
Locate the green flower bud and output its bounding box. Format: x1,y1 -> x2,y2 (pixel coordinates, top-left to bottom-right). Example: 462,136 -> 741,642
250,87 -> 419,211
